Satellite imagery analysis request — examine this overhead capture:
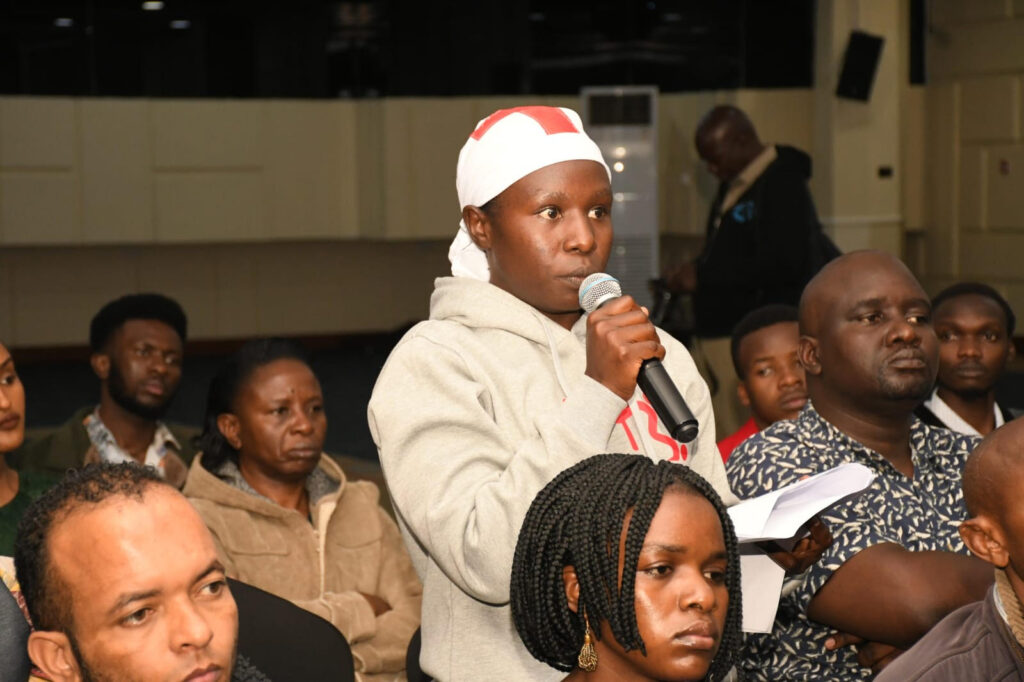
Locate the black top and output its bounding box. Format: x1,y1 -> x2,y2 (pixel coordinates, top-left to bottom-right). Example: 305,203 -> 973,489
694,145 -> 824,338
914,402 -> 1020,432
0,469 -> 60,556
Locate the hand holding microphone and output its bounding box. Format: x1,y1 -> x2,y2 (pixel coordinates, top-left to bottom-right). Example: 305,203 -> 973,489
580,273 -> 700,443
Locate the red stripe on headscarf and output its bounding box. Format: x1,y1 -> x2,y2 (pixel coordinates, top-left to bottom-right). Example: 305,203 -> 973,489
470,106 -> 579,140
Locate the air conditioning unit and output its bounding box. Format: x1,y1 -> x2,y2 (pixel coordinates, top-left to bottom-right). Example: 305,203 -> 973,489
581,86 -> 659,309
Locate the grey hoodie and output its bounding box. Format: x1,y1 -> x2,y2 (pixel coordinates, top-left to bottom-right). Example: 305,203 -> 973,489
368,276 -> 734,681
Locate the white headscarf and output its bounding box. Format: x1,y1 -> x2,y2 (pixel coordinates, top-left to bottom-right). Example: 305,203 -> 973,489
449,106 -> 610,281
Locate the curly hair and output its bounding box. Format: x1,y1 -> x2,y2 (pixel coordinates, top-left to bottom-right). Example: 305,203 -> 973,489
14,463 -> 169,632
89,293 -> 187,351
510,454 -> 742,680
195,337 -> 312,470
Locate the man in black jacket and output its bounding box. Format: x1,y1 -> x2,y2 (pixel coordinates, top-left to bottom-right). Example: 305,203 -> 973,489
669,105 -> 828,436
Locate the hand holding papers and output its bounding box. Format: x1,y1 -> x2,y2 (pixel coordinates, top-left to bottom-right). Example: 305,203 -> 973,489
728,463 -> 876,632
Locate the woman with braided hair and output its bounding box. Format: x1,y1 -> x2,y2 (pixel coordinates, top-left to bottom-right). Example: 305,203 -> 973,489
511,453 -> 742,681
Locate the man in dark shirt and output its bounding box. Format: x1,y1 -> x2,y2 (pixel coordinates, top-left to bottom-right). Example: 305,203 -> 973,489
727,251 -> 991,681
915,282 -> 1019,437
669,105 -> 828,436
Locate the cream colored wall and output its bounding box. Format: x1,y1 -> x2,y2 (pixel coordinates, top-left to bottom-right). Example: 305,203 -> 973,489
0,90 -> 819,347
922,0 -> 1024,310
0,241 -> 451,346
811,0 -> 907,255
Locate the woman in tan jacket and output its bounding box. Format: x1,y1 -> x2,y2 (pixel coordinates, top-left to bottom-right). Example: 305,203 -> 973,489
184,338 -> 421,681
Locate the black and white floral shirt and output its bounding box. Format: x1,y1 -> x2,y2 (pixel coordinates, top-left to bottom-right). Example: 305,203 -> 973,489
726,403 -> 980,681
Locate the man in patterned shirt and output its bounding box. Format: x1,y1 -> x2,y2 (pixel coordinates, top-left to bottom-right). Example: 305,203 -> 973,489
727,250 -> 992,681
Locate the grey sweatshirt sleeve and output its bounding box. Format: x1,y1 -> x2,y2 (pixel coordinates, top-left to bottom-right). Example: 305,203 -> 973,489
367,336 -> 626,605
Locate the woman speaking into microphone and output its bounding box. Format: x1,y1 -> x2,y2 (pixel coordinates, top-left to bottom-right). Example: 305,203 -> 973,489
368,106 -> 731,682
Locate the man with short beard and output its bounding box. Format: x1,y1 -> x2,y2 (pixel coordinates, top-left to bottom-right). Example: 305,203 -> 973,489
726,251 -> 992,681
12,294 -> 195,488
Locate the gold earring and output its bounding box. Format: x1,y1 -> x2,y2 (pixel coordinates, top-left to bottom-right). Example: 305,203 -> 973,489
578,611 -> 598,672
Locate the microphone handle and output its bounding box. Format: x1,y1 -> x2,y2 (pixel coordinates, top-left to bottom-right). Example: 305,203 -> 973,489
636,358 -> 700,443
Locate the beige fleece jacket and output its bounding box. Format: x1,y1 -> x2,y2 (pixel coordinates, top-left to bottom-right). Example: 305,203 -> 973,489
184,453 -> 422,681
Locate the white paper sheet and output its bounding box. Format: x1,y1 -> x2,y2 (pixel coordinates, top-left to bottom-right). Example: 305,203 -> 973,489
729,462 -> 876,543
738,547 -> 787,633
728,462 -> 876,632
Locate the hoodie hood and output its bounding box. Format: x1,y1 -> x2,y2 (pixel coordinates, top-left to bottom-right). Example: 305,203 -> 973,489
429,276 -> 588,398
429,276 -> 588,346
774,144 -> 812,180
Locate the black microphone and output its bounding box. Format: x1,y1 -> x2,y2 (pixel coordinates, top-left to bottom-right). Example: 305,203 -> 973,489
579,273 -> 700,443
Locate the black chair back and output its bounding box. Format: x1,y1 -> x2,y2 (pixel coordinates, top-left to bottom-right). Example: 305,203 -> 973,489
406,627 -> 434,682
230,578 -> 355,682
0,580 -> 31,682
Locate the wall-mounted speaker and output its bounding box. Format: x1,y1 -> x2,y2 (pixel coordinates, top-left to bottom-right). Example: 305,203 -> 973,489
835,30 -> 885,101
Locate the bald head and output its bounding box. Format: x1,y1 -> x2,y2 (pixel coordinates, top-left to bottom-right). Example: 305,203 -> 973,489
799,251 -> 920,336
963,419 -> 1024,519
695,105 -> 763,182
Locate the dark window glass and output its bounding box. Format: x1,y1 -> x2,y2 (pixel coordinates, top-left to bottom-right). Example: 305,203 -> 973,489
0,0 -> 814,97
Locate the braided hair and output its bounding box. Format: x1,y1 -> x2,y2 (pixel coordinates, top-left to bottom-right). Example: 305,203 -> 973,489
510,454 -> 742,680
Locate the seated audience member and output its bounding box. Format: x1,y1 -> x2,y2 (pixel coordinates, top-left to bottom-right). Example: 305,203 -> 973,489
511,454 -> 741,681
185,338 -> 421,681
11,293 -> 196,488
0,342 -> 58,555
717,304 -> 806,461
14,463 -> 249,682
727,251 -> 992,681
915,282 -> 1019,436
369,106 -> 730,681
875,418 -> 1024,681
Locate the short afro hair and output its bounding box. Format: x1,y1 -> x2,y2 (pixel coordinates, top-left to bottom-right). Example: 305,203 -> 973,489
932,282 -> 1016,336
14,463 -> 170,633
730,304 -> 799,378
89,293 -> 187,352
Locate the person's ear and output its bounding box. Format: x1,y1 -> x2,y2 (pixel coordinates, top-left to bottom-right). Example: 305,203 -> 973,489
462,205 -> 493,252
90,352 -> 111,381
217,414 -> 243,450
798,336 -> 822,376
28,630 -> 81,682
562,565 -> 581,614
737,382 -> 751,408
959,515 -> 1008,568
1008,340 -> 1016,364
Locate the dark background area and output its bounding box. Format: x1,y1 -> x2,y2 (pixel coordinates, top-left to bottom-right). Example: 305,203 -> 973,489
0,0 -> 816,98
15,333 -> 1024,463
16,333 -> 407,462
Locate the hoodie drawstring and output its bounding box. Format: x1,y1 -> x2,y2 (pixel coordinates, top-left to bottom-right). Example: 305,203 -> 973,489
535,311 -> 572,398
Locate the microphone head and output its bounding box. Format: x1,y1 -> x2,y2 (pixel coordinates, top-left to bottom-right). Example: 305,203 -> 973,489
579,273 -> 622,313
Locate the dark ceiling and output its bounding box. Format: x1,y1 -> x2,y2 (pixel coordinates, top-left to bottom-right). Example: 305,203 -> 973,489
0,0 -> 815,98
